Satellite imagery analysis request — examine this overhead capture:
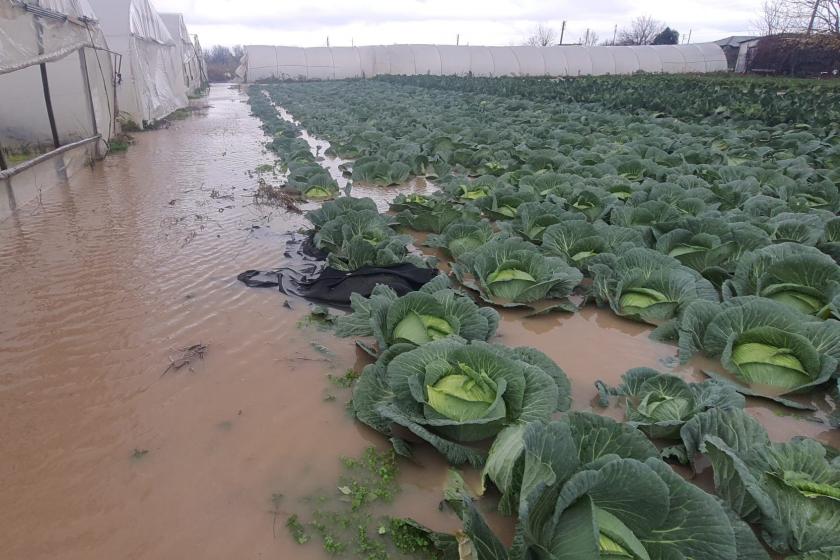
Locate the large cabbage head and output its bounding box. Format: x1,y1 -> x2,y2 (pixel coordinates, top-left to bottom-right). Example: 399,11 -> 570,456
452,238 -> 583,309
461,413 -> 762,560
306,196 -> 378,230
503,201 -> 568,243
542,220 -> 644,269
313,209 -> 393,253
352,338 -> 570,466
596,368 -> 745,440
590,248 -> 719,328
678,297 -> 840,403
394,196 -> 479,234
680,408 -> 840,556
425,220 -> 495,260
724,243 -> 840,319
474,187 -> 539,220
335,275 -> 499,354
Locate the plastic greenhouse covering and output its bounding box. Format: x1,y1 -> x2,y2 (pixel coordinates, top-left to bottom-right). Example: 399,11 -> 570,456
237,43 -> 728,82
88,0 -> 187,127
0,0 -> 115,153
160,12 -> 203,95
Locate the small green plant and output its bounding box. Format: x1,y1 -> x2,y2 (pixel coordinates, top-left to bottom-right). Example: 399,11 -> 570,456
131,448 -> 149,460
387,518 -> 440,556
329,369 -> 360,388
279,447 -> 457,559
286,514 -> 310,544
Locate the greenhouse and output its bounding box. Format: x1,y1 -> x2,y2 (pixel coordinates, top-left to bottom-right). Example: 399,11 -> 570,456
88,0 -> 187,127
160,12 -> 205,95
0,0 -> 115,215
237,43 -> 728,81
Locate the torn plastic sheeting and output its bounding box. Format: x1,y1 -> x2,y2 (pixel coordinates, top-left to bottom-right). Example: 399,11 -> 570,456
0,0 -> 103,75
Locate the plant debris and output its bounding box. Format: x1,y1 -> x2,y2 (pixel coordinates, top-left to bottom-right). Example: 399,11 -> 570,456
162,343 -> 208,374
253,178 -> 302,213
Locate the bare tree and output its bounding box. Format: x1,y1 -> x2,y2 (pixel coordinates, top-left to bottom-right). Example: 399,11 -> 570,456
616,16 -> 665,45
753,0 -> 839,35
799,0 -> 839,33
525,24 -> 558,47
578,30 -> 600,46
752,0 -> 796,34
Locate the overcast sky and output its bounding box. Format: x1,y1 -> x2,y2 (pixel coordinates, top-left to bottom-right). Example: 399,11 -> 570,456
153,0 -> 761,48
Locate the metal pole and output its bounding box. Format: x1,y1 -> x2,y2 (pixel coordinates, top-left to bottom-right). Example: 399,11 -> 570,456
40,63 -> 60,149
32,1 -> 60,149
78,48 -> 99,137
0,141 -> 7,171
559,21 -> 566,45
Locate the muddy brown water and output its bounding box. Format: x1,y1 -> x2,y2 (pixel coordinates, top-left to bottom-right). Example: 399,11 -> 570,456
0,84 -> 836,559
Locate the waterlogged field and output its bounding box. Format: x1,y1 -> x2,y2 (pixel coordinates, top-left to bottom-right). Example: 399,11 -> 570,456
2,79 -> 839,560
247,76 -> 840,560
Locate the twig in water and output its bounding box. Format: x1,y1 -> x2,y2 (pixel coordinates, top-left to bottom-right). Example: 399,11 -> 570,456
163,343 -> 208,374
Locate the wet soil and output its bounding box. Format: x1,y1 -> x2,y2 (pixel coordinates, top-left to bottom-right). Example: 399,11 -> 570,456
0,84 -> 836,560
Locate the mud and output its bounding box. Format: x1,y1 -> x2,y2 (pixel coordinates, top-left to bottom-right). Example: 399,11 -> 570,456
0,84 -> 836,560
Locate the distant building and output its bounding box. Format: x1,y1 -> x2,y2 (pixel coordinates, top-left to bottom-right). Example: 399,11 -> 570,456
714,36 -> 758,70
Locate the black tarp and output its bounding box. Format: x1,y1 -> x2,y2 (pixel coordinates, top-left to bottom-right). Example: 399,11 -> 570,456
237,233 -> 437,306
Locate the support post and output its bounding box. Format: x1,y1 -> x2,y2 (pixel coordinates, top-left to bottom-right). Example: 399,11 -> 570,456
559,21 -> 566,45
0,141 -> 7,171
78,49 -> 99,138
40,63 -> 60,149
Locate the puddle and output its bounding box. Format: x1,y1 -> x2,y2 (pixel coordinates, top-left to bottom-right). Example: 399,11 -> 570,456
0,84 -> 836,560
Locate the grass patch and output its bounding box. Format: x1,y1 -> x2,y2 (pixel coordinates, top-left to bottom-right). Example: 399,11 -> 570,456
166,108 -> 192,120
108,133 -> 134,153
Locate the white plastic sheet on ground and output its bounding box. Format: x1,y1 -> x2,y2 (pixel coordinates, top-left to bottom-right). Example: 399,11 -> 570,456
0,0 -> 114,152
237,43 -> 728,82
89,0 -> 187,126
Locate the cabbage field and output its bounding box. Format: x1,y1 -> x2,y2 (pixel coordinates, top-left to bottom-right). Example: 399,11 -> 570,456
248,75 -> 840,560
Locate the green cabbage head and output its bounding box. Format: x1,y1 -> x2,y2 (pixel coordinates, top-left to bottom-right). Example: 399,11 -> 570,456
335,275 -> 499,354
680,408 -> 840,556
352,338 -> 571,466
678,297 -> 840,405
452,238 -> 582,309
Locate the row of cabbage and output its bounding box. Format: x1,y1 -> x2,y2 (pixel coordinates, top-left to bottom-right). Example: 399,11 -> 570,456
248,87 -> 341,200
305,197 -> 840,560
377,74 -> 840,130
247,82 -> 840,559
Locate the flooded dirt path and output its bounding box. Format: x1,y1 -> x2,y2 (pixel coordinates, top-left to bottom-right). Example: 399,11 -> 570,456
0,85 -> 453,560
0,84 -> 836,560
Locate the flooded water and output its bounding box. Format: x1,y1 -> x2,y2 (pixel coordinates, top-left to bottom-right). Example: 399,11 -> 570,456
0,84 -> 836,560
